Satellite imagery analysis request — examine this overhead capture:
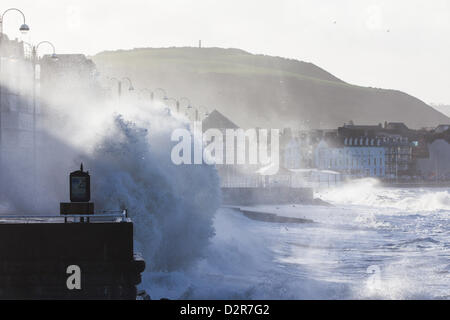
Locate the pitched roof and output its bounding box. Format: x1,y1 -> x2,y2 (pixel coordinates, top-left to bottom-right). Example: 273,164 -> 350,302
202,109 -> 239,130
385,122 -> 409,131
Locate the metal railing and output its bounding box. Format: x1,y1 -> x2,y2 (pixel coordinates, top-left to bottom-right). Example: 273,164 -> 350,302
0,209 -> 129,223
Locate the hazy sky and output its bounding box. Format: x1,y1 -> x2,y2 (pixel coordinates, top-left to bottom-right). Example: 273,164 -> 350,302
2,0 -> 450,104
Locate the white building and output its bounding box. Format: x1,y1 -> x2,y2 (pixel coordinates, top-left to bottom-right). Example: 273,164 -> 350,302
314,137 -> 386,177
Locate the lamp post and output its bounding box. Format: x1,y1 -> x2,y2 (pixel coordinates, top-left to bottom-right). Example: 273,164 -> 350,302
197,105 -> 208,121
0,8 -> 30,37
121,77 -> 134,95
153,87 -> 167,101
185,104 -> 199,122
33,41 -> 57,197
164,97 -> 179,113
0,8 -> 30,191
107,76 -> 134,100
22,40 -> 57,202
179,97 -> 191,113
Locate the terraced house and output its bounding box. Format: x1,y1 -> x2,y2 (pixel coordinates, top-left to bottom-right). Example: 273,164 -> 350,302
314,137 -> 386,178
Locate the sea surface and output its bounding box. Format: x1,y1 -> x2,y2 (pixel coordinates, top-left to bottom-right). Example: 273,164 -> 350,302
142,179 -> 449,300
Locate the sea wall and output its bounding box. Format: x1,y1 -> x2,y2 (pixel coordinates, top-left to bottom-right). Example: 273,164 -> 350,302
221,187 -> 313,206
0,222 -> 144,299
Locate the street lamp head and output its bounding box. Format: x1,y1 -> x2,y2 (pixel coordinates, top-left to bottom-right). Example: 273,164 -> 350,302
1,8 -> 30,34
19,23 -> 30,34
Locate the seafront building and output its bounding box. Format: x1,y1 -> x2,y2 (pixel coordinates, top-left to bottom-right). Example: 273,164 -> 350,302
0,35 -> 35,197
201,109 -> 450,186
279,121 -> 450,183
314,137 -> 386,178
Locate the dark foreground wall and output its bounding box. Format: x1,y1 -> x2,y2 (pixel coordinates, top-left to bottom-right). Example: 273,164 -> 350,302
0,222 -> 144,300
221,187 -> 313,206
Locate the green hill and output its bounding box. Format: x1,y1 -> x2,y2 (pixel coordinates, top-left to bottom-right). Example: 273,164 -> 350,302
92,47 -> 449,129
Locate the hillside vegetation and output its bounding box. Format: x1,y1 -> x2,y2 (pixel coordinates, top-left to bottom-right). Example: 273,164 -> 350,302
92,47 -> 449,129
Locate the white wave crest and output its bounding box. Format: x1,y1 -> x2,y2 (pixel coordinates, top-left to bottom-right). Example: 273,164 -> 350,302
318,179 -> 450,213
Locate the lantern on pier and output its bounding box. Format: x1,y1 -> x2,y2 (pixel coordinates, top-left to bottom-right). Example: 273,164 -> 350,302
61,163 -> 94,218
70,163 -> 91,202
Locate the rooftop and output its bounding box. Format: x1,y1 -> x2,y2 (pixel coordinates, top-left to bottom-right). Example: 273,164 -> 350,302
202,109 -> 239,131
